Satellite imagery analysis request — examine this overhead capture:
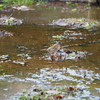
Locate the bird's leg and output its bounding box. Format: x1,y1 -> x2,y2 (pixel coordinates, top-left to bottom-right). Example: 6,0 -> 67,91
51,53 -> 58,61
58,54 -> 62,61
51,54 -> 55,61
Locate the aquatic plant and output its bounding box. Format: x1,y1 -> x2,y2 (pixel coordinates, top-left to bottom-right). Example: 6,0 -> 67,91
3,0 -> 48,6
67,2 -> 74,7
71,8 -> 77,12
36,0 -> 48,5
85,3 -> 91,7
0,4 -> 4,8
3,0 -> 33,5
52,35 -> 63,39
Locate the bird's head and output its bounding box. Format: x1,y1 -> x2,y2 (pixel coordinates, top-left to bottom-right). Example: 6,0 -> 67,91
56,41 -> 61,45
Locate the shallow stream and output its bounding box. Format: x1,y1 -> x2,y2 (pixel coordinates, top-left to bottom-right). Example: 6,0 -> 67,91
0,3 -> 100,100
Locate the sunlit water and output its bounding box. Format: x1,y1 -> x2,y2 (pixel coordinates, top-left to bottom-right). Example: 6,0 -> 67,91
0,4 -> 100,100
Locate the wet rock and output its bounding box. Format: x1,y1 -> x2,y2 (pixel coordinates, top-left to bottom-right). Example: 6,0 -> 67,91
13,60 -> 27,66
3,88 -> 9,91
17,46 -> 28,50
0,15 -> 23,25
18,86 -> 84,100
43,47 -> 87,61
1,66 -> 99,100
50,18 -> 100,29
33,88 -> 42,92
0,29 -> 13,37
17,53 -> 32,59
0,54 -> 11,62
12,5 -> 35,11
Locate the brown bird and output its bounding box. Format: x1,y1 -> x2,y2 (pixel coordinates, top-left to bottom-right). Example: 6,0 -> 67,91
47,42 -> 61,55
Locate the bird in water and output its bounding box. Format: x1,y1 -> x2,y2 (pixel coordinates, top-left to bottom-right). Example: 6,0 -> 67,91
47,41 -> 61,55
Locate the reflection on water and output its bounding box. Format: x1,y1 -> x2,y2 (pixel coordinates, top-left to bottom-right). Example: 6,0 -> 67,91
0,4 -> 100,100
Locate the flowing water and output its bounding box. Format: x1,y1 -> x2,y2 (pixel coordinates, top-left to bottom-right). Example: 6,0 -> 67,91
0,3 -> 100,100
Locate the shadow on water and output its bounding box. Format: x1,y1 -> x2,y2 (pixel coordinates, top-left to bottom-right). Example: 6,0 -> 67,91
0,3 -> 100,100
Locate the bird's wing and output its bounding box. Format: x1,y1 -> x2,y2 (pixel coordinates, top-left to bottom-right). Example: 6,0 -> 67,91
47,44 -> 58,51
